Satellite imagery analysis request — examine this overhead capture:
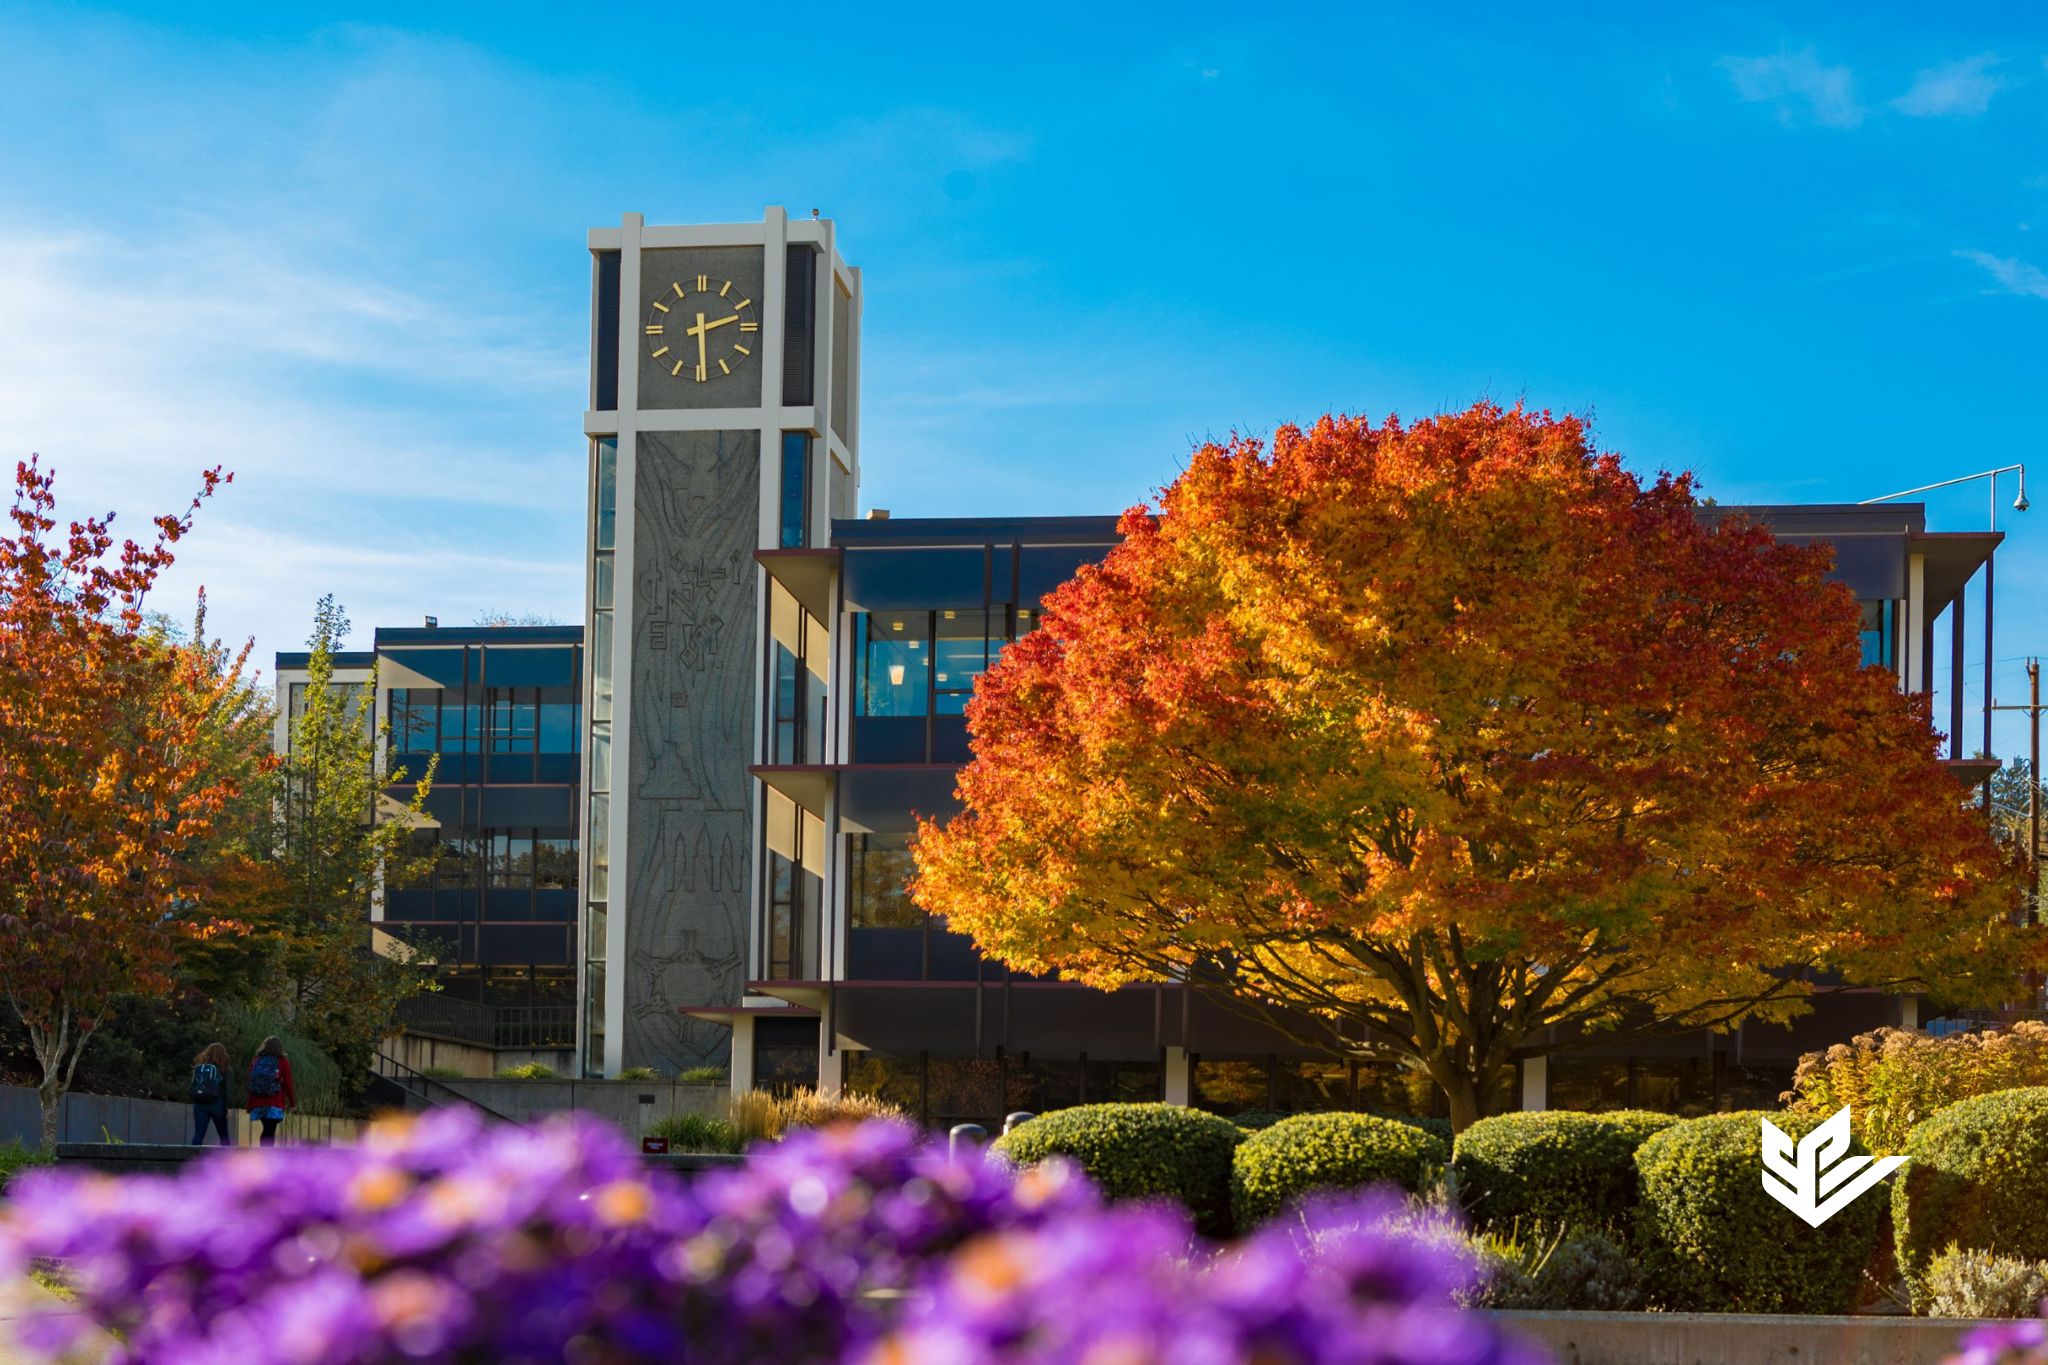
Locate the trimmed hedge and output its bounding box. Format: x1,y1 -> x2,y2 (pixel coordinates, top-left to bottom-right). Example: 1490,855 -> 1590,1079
991,1103 -> 1245,1235
1634,1111 -> 1887,1314
1453,1109 -> 1677,1233
1232,1112 -> 1448,1227
1893,1086 -> 2048,1306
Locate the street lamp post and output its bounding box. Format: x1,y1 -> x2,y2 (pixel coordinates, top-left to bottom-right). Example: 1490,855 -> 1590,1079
1861,464 -> 2027,787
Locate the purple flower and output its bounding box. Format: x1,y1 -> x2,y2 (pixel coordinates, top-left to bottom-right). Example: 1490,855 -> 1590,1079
871,1189 -> 1545,1365
0,1114 -> 1538,1365
1950,1318 -> 2048,1365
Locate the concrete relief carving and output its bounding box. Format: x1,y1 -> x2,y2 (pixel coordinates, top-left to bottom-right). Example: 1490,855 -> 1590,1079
624,429 -> 759,1072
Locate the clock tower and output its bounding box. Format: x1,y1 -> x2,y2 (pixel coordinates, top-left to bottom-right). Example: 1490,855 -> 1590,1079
578,210 -> 861,1075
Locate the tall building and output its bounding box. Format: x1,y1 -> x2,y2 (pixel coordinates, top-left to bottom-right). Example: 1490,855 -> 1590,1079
577,213 -> 2010,1126
274,624 -> 583,1053
580,210 -> 861,1078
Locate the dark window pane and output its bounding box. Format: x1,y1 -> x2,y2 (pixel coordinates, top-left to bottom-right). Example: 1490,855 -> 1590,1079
539,699 -> 579,754
593,252 -> 620,410
534,837 -> 576,891
780,432 -> 811,549
859,612 -> 930,717
850,833 -> 921,928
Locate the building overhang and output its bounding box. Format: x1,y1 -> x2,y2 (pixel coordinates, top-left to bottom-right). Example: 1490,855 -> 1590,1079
678,1002 -> 820,1021
756,548 -> 840,620
1943,756 -> 2001,788
1912,530 -> 2003,608
750,763 -> 961,830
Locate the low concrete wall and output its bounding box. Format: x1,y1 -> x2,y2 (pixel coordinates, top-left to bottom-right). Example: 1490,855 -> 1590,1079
430,1079 -> 729,1135
3,1084 -> 360,1151
1489,1310 -> 1986,1365
381,1033 -> 574,1080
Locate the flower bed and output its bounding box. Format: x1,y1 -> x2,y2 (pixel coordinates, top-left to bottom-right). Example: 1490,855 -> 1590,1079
0,1110 -> 1542,1364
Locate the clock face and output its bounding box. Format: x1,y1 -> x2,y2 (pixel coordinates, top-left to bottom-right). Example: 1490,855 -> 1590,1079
645,274 -> 759,383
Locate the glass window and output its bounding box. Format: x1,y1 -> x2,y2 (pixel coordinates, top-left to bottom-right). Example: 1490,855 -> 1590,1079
590,611 -> 614,723
583,961 -> 606,1076
489,832 -> 536,889
539,692 -> 580,754
390,687 -> 441,753
585,903 -> 607,963
1860,600 -> 1894,670
1192,1059 -> 1270,1116
779,432 -> 811,549
934,609 -> 994,716
594,438 -> 617,553
859,612 -> 930,717
586,795 -> 609,901
490,690 -> 538,753
850,833 -> 922,928
588,722 -> 611,794
535,837 -> 576,891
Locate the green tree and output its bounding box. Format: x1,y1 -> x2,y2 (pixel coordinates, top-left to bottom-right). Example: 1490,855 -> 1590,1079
271,595 -> 439,1080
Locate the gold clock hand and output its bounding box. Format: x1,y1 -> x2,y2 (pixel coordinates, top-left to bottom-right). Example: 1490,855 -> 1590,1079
687,313 -> 742,335
695,313 -> 708,377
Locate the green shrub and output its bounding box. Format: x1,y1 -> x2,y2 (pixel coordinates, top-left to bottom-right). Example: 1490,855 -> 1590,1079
774,1088 -> 908,1132
1465,1226 -> 1645,1311
419,1065 -> 467,1080
646,1111 -> 740,1154
1893,1086 -> 2048,1306
495,1062 -> 559,1080
1232,1112 -> 1447,1227
991,1103 -> 1245,1235
615,1066 -> 662,1082
1536,1229 -> 1647,1310
1634,1111 -> 1886,1313
1920,1244 -> 2048,1319
1453,1109 -> 1677,1234
1226,1110 -> 1288,1132
0,1138 -> 52,1193
678,1066 -> 728,1084
1788,1024 -> 2048,1153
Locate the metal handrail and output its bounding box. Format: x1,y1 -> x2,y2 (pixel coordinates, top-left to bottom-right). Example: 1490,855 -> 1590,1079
372,1049 -> 521,1125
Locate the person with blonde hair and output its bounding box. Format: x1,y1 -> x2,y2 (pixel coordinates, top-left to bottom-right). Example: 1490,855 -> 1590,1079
245,1036 -> 296,1147
188,1041 -> 232,1146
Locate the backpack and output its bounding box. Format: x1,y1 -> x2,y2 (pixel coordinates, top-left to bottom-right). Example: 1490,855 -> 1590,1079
189,1062 -> 222,1104
248,1054 -> 282,1098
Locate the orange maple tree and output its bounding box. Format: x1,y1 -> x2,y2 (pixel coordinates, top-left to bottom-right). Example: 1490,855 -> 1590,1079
912,406 -> 2035,1129
0,457 -> 251,1148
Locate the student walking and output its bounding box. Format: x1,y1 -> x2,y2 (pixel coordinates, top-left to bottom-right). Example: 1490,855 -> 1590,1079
246,1036 -> 296,1147
188,1042 -> 232,1146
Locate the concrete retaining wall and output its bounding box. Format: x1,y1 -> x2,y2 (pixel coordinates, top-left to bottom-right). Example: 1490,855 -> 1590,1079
2,1084 -> 359,1150
429,1078 -> 729,1135
1489,1310 -> 1986,1365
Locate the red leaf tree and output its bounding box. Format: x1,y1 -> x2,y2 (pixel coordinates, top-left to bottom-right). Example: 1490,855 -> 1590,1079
912,407 -> 2035,1129
0,457 -> 247,1148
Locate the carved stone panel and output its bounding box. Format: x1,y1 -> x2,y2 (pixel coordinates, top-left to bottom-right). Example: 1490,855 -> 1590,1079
623,429 -> 759,1072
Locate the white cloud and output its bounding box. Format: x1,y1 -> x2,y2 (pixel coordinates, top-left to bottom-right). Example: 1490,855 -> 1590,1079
1957,249 -> 2048,299
1719,49 -> 1863,128
0,224 -> 588,666
1893,53 -> 2005,117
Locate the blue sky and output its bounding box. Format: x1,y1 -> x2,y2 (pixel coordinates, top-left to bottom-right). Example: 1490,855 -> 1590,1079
1,3 -> 2044,755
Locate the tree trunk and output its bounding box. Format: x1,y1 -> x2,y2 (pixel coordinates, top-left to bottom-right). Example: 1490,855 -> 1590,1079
24,1007 -> 91,1152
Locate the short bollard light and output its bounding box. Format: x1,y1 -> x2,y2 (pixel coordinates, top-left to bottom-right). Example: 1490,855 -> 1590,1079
1003,1111 -> 1036,1134
948,1123 -> 987,1162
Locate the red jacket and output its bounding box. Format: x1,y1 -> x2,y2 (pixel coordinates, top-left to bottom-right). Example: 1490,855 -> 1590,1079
246,1054 -> 297,1112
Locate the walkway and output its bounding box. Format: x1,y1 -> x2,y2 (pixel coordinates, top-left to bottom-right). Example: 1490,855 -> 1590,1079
0,1274 -> 109,1364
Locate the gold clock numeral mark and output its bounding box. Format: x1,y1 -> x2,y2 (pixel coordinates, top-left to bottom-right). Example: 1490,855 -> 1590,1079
718,358 -> 730,375
734,344 -> 751,357
672,282 -> 686,299
671,360 -> 685,376
696,274 -> 708,291
645,325 -> 664,335
718,281 -> 731,297
652,346 -> 669,358
734,298 -> 752,311
740,322 -> 758,332
652,301 -> 669,314
695,363 -> 707,382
